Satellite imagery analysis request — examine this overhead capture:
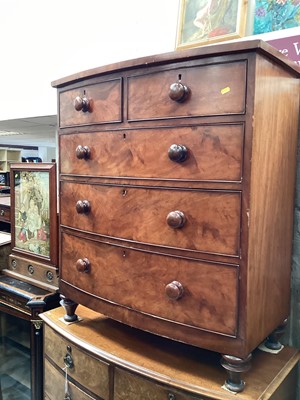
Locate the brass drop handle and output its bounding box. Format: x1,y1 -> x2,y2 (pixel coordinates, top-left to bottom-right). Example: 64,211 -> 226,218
0,209 -> 4,216
74,95 -> 90,112
165,281 -> 184,300
166,210 -> 186,229
76,200 -> 91,214
64,352 -> 74,368
76,258 -> 90,273
168,144 -> 188,163
169,82 -> 189,103
76,145 -> 91,160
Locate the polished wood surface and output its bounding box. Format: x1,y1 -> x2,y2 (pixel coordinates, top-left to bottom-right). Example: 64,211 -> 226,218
54,40 -> 300,369
41,305 -> 300,400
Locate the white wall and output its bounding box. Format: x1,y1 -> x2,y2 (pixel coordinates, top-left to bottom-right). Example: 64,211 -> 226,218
0,0 -> 181,120
0,0 -> 299,122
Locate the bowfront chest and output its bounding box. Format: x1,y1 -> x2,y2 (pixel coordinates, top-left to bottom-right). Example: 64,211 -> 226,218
53,40 -> 300,391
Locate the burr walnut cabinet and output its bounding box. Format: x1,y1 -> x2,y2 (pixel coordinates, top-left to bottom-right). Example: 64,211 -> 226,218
40,305 -> 299,400
52,40 -> 300,391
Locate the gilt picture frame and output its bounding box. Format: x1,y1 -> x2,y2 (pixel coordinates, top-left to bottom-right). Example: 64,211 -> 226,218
10,163 -> 58,266
176,0 -> 248,50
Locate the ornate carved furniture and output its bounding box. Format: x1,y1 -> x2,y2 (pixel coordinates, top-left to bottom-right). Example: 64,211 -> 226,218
52,40 -> 300,391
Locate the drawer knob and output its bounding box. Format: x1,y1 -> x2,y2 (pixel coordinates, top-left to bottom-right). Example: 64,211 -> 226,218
168,144 -> 188,163
165,281 -> 184,300
169,82 -> 189,103
76,200 -> 91,214
74,95 -> 90,112
166,210 -> 186,229
76,145 -> 91,160
76,258 -> 90,273
0,209 -> 4,216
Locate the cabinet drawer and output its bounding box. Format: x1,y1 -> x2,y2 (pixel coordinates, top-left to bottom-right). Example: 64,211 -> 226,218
127,61 -> 247,121
44,324 -> 110,399
61,232 -> 239,336
61,182 -> 241,257
114,368 -> 207,400
59,78 -> 122,128
60,124 -> 244,182
0,205 -> 10,222
44,359 -> 97,400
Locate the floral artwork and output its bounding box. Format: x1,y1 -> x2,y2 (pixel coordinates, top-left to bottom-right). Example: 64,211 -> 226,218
254,0 -> 300,34
14,171 -> 50,257
176,0 -> 247,49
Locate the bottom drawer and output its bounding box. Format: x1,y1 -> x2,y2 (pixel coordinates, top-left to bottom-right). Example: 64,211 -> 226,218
44,359 -> 97,400
114,368 -> 207,400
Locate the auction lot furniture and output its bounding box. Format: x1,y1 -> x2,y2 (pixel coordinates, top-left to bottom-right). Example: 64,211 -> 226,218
52,39 -> 300,391
41,305 -> 299,400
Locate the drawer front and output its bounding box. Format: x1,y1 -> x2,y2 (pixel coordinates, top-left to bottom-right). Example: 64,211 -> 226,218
44,325 -> 110,399
44,359 -> 97,400
59,78 -> 122,127
0,205 -> 10,222
61,233 -> 239,336
60,124 -> 244,182
60,183 -> 241,256
127,61 -> 247,120
114,368 -> 208,400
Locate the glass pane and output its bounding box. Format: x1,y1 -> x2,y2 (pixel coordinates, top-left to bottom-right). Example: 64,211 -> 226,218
0,311 -> 31,399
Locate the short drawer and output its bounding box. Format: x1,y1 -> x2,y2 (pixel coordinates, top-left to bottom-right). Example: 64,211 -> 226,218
59,78 -> 122,128
127,61 -> 247,120
61,232 -> 239,336
60,124 -> 244,182
114,368 -> 209,400
60,182 -> 241,257
44,359 -> 97,400
44,324 -> 110,399
0,205 -> 10,222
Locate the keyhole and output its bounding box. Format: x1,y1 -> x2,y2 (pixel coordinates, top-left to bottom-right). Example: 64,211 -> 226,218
121,189 -> 127,196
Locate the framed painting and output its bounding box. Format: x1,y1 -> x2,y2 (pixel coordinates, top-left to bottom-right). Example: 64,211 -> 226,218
253,0 -> 300,34
176,0 -> 248,50
10,163 -> 58,266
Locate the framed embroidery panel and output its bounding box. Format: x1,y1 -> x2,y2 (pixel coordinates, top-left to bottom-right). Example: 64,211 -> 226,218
176,0 -> 248,50
10,163 -> 58,267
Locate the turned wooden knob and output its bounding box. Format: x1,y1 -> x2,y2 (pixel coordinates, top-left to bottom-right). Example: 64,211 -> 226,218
74,95 -> 90,112
165,281 -> 184,300
169,82 -> 189,102
76,145 -> 91,160
76,200 -> 91,214
166,210 -> 186,229
168,144 -> 188,163
76,258 -> 90,273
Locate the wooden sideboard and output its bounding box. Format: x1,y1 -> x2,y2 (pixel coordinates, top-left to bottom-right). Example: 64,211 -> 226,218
40,305 -> 299,400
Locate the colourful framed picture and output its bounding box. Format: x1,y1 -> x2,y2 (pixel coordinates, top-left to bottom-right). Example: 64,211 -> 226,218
254,0 -> 300,34
176,0 -> 248,50
10,163 -> 58,266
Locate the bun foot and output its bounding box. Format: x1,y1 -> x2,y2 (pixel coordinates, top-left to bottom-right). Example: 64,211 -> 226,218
265,319 -> 287,350
60,294 -> 78,322
221,353 -> 252,393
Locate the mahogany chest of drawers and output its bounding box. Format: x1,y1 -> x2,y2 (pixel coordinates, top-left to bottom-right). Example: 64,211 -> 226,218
52,40 -> 300,391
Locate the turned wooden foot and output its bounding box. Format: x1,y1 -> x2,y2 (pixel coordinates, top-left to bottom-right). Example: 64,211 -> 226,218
220,353 -> 252,393
264,319 -> 287,350
60,295 -> 78,322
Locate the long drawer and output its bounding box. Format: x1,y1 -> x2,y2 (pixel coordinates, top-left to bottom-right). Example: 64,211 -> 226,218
60,232 -> 239,336
60,124 -> 244,182
44,324 -> 110,399
60,182 -> 241,257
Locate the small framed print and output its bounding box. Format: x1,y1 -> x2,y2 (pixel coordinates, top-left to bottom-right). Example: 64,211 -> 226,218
176,0 -> 248,50
10,163 -> 58,267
